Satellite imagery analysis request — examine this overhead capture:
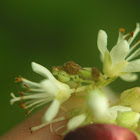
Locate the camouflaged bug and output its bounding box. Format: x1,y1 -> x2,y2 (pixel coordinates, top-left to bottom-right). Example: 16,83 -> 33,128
52,61 -> 101,86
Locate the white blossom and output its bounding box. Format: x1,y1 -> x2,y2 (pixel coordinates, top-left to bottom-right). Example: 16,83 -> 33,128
88,90 -> 133,122
67,89 -> 109,131
10,62 -> 71,122
10,62 -> 88,132
66,89 -> 138,131
97,23 -> 140,81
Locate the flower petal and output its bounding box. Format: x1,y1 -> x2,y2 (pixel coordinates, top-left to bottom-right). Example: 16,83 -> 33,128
40,80 -> 58,96
110,40 -> 129,65
107,106 -> 132,121
67,114 -> 86,131
123,59 -> 140,72
109,105 -> 132,112
21,78 -> 41,88
88,89 -> 109,119
97,30 -> 108,59
128,23 -> 140,45
116,111 -> 140,129
31,62 -> 56,80
120,73 -> 138,82
103,51 -> 112,76
43,99 -> 60,122
110,60 -> 127,77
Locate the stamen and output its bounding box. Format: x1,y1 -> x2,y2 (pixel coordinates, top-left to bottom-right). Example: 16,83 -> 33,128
61,130 -> 68,136
55,125 -> 66,134
23,84 -> 30,91
22,78 -> 41,88
126,48 -> 140,61
54,125 -> 67,136
120,28 -> 125,34
128,23 -> 140,45
10,93 -> 51,105
10,93 -> 16,98
50,123 -> 54,134
117,31 -> 131,43
25,99 -> 53,116
28,88 -> 44,92
123,33 -> 131,40
10,93 -> 18,104
128,40 -> 140,55
30,117 -> 65,132
25,110 -> 30,116
24,98 -> 52,109
22,93 -> 53,99
24,99 -> 39,105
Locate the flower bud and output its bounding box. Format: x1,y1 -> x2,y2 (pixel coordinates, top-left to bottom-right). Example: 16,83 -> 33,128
119,87 -> 140,112
116,111 -> 140,129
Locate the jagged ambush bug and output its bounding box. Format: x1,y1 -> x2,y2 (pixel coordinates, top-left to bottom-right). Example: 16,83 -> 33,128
52,61 -> 111,88
10,62 -> 90,133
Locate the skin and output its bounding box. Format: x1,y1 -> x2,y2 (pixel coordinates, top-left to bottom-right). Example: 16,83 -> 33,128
0,108 -> 66,140
1,96 -> 84,140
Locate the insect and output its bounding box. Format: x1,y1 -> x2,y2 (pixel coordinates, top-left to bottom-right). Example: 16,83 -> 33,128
52,61 -> 101,87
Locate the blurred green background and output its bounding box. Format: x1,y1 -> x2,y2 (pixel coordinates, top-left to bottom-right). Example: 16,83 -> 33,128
0,0 -> 140,136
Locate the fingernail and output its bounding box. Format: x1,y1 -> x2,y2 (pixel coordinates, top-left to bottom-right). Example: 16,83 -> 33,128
63,124 -> 138,140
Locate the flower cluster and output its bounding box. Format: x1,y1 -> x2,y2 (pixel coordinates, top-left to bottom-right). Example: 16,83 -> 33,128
98,23 -> 140,81
10,23 -> 140,138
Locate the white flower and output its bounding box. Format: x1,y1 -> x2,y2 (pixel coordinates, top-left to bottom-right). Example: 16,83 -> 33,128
97,23 -> 140,81
67,89 -> 109,131
66,89 -> 137,131
87,90 -> 140,130
10,62 -> 88,132
10,62 -> 72,122
87,90 -> 132,122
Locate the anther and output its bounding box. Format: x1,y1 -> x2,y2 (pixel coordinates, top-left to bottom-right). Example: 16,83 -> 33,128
18,91 -> 24,96
29,127 -> 33,133
131,31 -> 134,37
23,84 -> 30,91
120,28 -> 125,34
15,76 -> 22,83
19,102 -> 27,109
25,110 -> 30,116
